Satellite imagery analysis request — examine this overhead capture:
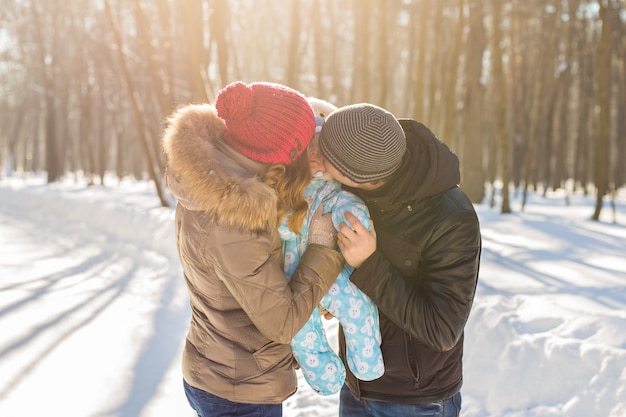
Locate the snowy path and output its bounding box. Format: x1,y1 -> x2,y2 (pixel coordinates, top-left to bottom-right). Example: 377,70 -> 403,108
0,179 -> 339,417
0,181 -> 194,417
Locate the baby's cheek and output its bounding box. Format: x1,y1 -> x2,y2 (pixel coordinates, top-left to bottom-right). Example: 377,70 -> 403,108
309,156 -> 326,176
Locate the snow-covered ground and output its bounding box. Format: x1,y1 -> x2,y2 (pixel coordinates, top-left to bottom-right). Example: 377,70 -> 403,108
0,175 -> 625,417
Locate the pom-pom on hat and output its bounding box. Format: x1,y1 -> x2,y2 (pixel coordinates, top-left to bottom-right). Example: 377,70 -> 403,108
215,81 -> 315,164
319,103 -> 406,183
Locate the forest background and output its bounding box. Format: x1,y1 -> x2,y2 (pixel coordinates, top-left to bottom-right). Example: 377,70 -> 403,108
0,0 -> 624,218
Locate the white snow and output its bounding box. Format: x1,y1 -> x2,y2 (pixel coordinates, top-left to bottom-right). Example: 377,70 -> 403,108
0,174 -> 624,417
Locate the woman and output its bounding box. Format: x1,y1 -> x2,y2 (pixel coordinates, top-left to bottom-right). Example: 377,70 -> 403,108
162,81 -> 344,417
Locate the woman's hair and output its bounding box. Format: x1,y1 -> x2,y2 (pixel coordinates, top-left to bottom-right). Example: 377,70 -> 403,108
262,152 -> 311,234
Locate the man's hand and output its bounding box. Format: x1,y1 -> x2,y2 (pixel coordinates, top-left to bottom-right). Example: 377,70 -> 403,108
337,211 -> 376,269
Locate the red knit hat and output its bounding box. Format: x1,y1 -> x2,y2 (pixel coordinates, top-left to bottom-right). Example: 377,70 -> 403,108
215,81 -> 315,164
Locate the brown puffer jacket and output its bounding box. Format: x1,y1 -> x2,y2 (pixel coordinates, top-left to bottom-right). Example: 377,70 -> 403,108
162,104 -> 344,404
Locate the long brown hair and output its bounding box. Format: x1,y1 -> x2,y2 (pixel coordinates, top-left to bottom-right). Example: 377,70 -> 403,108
262,151 -> 311,234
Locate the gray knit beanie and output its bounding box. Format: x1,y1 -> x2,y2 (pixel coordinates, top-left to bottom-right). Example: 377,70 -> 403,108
319,103 -> 406,183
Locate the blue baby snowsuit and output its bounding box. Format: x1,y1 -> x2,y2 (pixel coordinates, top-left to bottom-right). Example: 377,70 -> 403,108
279,178 -> 384,395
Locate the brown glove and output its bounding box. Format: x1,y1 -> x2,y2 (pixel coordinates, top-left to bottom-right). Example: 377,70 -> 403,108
308,205 -> 338,249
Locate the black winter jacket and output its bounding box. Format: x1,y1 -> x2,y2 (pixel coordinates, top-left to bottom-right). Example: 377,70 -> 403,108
339,119 -> 481,404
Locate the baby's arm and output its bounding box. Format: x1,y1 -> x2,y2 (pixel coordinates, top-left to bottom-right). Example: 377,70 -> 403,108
320,187 -> 384,381
328,188 -> 371,234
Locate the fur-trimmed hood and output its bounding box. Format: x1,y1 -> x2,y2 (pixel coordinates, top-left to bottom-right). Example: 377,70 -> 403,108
162,104 -> 277,233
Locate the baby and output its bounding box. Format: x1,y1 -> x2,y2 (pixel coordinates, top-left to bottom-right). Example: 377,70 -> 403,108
279,98 -> 384,395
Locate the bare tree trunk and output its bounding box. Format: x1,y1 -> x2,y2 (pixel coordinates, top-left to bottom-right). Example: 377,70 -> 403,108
575,30 -> 593,193
521,65 -> 543,210
491,0 -> 511,213
508,1 -> 530,192
592,0 -> 612,220
352,0 -> 371,102
79,82 -> 96,182
286,0 -> 301,88
103,0 -> 170,207
156,0 -> 176,100
542,71 -> 562,195
311,0 -> 324,98
427,0 -> 445,130
411,0 -> 431,122
328,2 -> 343,103
4,103 -> 25,176
31,2 -> 62,183
403,3 -> 417,113
210,0 -> 230,88
616,26 -> 626,190
29,109 -> 39,172
521,6 -> 559,210
376,0 -> 389,106
181,0 -> 209,103
555,1 -> 576,192
554,76 -> 570,191
461,0 -> 486,203
606,9 -> 620,225
133,0 -> 175,117
442,0 -> 465,149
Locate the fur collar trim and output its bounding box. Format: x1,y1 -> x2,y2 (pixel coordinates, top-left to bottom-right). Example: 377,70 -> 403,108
162,104 -> 277,233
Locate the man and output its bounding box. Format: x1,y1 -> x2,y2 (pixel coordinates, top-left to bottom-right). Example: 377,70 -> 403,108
318,103 -> 481,417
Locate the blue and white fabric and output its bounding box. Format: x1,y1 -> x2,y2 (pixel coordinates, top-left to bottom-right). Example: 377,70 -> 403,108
280,178 -> 384,395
